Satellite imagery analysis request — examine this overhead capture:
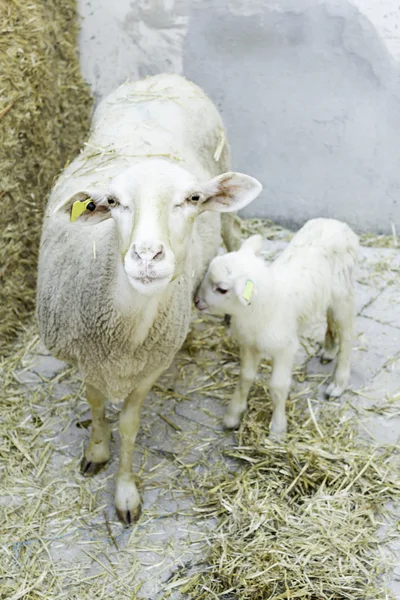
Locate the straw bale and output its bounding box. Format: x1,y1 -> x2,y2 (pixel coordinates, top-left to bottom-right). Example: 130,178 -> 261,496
0,0 -> 91,354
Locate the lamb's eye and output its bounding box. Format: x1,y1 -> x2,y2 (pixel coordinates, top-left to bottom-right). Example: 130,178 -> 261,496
189,193 -> 201,202
107,196 -> 117,206
216,286 -> 228,294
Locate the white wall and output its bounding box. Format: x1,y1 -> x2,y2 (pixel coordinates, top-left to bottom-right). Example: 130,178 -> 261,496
77,0 -> 400,233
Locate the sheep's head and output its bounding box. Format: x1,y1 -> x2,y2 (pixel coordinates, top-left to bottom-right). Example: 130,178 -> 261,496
59,160 -> 262,296
194,234 -> 264,315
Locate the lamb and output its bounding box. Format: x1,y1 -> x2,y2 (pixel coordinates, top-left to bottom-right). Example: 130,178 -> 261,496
36,73 -> 262,524
194,218 -> 359,439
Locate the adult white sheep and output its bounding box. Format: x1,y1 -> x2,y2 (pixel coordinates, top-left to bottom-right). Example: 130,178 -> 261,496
36,73 -> 262,524
195,218 -> 359,439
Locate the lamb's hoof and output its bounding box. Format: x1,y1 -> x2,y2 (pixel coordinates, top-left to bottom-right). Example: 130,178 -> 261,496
223,412 -> 242,430
320,356 -> 334,365
320,348 -> 338,364
116,505 -> 142,527
325,382 -> 345,398
80,457 -> 108,477
268,430 -> 286,443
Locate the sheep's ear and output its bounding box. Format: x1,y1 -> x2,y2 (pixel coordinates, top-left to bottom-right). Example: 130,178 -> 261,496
240,234 -> 263,255
55,191 -> 111,224
199,172 -> 262,213
234,277 -> 255,306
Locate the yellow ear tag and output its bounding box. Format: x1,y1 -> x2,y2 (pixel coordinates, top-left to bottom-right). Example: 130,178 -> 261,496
242,280 -> 254,303
70,199 -> 93,222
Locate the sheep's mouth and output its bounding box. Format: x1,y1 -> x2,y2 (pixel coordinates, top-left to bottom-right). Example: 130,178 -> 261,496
127,272 -> 173,295
123,252 -> 176,291
195,303 -> 208,311
134,275 -> 169,284
132,266 -> 173,281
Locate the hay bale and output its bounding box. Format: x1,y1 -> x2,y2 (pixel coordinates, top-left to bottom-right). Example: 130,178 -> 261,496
0,0 -> 92,354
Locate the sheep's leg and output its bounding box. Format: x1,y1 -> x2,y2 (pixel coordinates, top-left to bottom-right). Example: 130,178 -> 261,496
326,299 -> 354,398
81,384 -> 111,476
224,346 -> 261,429
269,349 -> 295,441
320,307 -> 338,363
221,213 -> 241,252
115,372 -> 161,526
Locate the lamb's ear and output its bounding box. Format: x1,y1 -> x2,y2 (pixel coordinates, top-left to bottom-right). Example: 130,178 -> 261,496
54,191 -> 111,224
234,277 -> 255,306
240,234 -> 263,256
199,172 -> 262,213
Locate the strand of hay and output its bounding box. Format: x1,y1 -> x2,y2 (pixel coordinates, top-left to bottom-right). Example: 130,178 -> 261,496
0,0 -> 92,355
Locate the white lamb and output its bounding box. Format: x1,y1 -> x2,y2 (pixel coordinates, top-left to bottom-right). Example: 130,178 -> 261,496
194,218 -> 359,439
36,73 -> 262,524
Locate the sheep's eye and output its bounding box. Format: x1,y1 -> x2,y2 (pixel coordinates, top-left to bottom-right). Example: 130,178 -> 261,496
188,193 -> 201,202
107,196 -> 117,206
216,286 -> 228,294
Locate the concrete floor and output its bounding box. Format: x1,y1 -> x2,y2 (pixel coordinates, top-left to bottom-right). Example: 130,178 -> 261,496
5,238 -> 400,599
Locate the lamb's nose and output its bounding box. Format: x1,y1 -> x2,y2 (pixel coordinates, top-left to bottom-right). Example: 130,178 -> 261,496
194,296 -> 208,311
132,242 -> 165,262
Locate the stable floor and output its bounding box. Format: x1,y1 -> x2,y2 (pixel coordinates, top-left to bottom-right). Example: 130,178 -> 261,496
2,231 -> 400,599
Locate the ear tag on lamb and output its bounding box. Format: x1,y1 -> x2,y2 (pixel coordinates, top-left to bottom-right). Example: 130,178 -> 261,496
242,280 -> 254,303
70,199 -> 96,222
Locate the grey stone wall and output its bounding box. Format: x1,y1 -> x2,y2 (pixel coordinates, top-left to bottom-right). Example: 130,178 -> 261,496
77,0 -> 400,233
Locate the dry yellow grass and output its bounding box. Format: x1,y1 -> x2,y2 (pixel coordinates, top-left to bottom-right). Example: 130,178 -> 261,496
160,305 -> 398,599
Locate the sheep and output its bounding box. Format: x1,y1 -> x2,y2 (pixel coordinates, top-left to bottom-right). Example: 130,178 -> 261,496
194,218 -> 359,439
36,73 -> 262,525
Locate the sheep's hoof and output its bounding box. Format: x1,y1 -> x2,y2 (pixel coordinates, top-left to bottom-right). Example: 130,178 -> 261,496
80,456 -> 108,477
115,475 -> 141,526
116,505 -> 142,527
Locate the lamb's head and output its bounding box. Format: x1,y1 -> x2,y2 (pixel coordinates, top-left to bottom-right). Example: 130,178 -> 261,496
60,160 -> 262,295
194,234 -> 264,315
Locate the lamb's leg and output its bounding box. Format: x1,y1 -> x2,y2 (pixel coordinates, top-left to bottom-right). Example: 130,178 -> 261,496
81,384 -> 111,476
221,213 -> 241,252
321,307 -> 338,363
115,372 -> 161,525
224,346 -> 261,429
325,298 -> 354,398
269,349 -> 295,441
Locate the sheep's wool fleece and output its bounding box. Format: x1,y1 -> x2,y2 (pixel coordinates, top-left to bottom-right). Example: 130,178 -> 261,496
37,74 -> 230,403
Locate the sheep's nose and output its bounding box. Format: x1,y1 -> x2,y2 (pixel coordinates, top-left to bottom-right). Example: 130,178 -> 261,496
194,296 -> 208,311
132,242 -> 165,262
